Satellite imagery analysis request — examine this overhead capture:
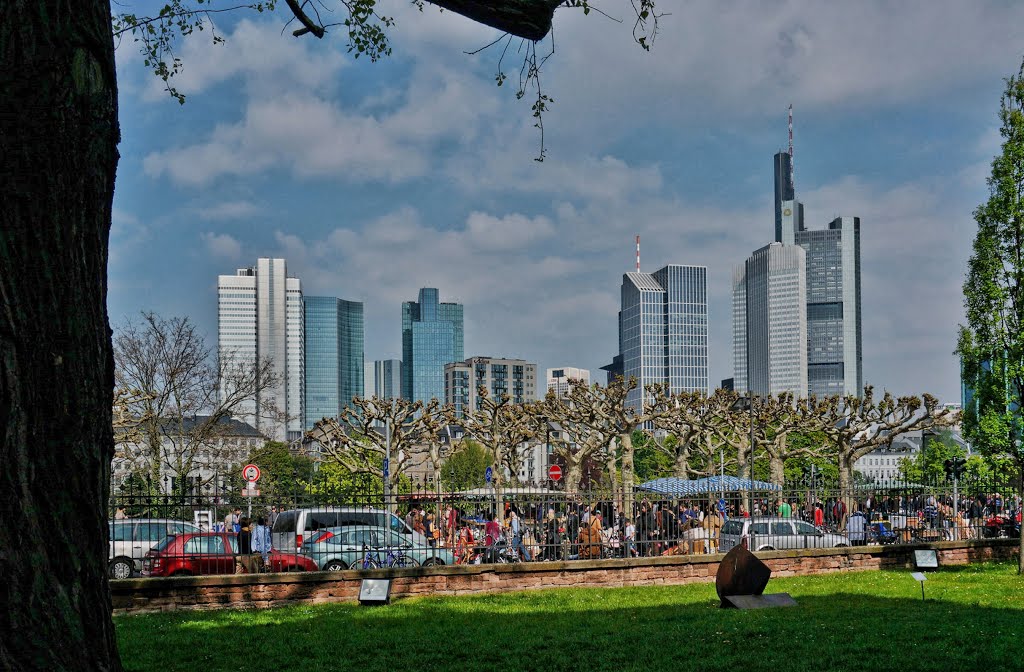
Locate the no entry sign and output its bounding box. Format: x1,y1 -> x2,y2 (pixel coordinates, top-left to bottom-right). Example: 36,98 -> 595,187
548,464 -> 562,482
242,464 -> 261,483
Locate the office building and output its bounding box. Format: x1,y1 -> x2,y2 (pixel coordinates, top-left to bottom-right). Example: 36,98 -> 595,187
401,288 -> 464,403
304,297 -> 364,429
445,357 -> 537,417
614,264 -> 708,412
217,258 -> 303,441
365,359 -> 402,399
546,367 -> 590,397
770,130 -> 863,396
732,243 -> 808,396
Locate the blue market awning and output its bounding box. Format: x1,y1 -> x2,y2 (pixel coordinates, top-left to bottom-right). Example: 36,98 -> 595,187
636,475 -> 782,497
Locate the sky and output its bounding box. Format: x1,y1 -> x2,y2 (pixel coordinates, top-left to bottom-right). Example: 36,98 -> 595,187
109,0 -> 1024,404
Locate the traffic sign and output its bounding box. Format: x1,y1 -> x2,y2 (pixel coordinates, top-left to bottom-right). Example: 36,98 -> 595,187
242,464 -> 261,483
485,466 -> 493,483
718,498 -> 727,514
241,488 -> 260,497
548,464 -> 562,482
382,458 -> 390,479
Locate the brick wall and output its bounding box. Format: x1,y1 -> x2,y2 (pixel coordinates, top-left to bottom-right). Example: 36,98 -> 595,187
110,539 -> 1019,615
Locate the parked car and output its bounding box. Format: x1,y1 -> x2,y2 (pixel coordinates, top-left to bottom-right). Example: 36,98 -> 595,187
140,532 -> 317,577
303,525 -> 455,570
719,517 -> 850,553
271,507 -> 427,553
108,519 -> 200,579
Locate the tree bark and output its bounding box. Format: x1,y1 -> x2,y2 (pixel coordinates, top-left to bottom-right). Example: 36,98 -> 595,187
428,0 -> 562,41
0,1 -> 121,670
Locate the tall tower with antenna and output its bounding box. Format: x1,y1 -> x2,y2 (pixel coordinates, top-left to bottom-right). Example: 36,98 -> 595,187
773,105 -> 797,243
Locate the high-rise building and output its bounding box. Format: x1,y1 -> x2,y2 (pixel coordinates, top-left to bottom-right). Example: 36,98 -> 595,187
402,288 -> 464,403
445,357 -> 537,417
732,243 -> 808,396
769,127 -> 863,397
364,359 -> 402,399
217,258 -> 303,442
303,297 -> 364,429
546,367 -> 591,397
615,264 -> 708,412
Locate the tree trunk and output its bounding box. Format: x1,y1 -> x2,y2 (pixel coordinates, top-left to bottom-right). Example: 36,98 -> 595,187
0,1 -> 121,670
769,455 -> 786,486
428,0 -> 562,41
563,461 -> 583,495
673,452 -> 689,479
619,433 -> 635,527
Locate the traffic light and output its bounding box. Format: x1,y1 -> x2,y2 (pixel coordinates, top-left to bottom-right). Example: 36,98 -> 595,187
944,458 -> 967,480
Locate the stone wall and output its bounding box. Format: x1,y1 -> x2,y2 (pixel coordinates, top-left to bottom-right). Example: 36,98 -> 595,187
111,539 -> 1019,615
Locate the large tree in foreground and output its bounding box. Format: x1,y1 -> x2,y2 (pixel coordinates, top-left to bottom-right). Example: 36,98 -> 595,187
957,59 -> 1024,574
0,2 -> 658,669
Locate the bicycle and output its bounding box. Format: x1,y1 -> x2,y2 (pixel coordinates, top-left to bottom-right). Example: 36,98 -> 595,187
353,544 -> 419,569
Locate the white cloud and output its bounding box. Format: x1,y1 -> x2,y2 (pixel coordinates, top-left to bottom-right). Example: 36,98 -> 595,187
200,232 -> 243,260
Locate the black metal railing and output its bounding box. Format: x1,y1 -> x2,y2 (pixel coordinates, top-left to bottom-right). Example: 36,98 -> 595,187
106,476 -> 1022,580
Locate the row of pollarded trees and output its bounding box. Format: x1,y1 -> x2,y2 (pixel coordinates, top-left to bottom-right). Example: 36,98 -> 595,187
306,378 -> 958,515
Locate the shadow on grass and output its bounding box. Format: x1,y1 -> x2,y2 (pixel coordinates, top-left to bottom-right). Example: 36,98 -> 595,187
117,564 -> 1023,672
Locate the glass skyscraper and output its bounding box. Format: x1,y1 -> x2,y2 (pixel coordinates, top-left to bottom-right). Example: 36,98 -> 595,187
217,258 -> 303,442
401,288 -> 464,403
766,148 -> 863,398
303,297 -> 364,430
617,265 -> 708,412
732,242 -> 808,396
364,359 -> 402,399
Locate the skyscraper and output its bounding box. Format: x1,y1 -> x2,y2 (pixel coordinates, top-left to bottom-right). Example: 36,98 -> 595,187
546,367 -> 591,397
364,359 -> 402,400
616,265 -> 708,411
767,116 -> 863,397
401,288 -> 464,403
732,243 -> 808,396
303,297 -> 364,429
217,258 -> 303,441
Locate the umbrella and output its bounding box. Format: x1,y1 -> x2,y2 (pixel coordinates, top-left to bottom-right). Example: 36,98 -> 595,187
636,475 -> 782,497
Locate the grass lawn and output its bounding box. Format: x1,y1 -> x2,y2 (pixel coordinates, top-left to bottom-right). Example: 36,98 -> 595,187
116,561 -> 1023,672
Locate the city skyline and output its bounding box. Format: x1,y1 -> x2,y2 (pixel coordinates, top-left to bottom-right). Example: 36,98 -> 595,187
107,3 -> 1024,404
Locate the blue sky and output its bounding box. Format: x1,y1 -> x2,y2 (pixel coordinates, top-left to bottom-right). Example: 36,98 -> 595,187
109,1 -> 1024,403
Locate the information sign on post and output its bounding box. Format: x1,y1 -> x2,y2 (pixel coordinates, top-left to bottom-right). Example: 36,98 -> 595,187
548,464 -> 562,482
485,466 -> 493,484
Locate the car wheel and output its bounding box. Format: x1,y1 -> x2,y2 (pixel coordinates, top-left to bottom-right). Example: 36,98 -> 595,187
422,558 -> 444,567
324,560 -> 346,571
758,546 -> 775,551
171,569 -> 192,576
108,558 -> 133,580
835,543 -> 849,548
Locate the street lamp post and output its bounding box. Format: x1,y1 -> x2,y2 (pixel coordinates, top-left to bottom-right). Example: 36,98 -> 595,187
748,392 -> 755,519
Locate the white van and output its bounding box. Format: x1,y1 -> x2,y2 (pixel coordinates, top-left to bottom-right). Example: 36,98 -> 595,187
108,518 -> 199,579
271,507 -> 426,553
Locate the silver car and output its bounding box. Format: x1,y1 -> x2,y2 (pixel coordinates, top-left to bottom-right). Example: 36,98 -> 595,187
108,519 -> 199,579
719,517 -> 849,552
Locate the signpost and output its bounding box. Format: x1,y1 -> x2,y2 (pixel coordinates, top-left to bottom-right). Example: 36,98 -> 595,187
242,464 -> 261,517
548,464 -> 562,482
485,466 -> 493,483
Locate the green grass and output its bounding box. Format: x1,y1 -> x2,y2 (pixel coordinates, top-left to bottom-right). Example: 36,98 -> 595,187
116,562 -> 1024,672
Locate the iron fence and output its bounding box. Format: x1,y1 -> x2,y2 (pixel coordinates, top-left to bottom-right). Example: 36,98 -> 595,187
107,476 -> 1022,580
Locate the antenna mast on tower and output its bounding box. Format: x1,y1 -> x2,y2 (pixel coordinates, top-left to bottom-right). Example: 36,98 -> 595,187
788,104 -> 794,191
635,235 -> 640,272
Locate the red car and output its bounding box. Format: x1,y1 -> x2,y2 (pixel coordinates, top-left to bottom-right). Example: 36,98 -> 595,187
141,532 -> 317,577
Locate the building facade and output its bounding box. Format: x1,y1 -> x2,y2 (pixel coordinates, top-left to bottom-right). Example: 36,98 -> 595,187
218,258 -> 304,442
445,357 -> 537,417
303,297 -> 364,429
365,359 -> 402,399
732,242 -> 808,397
546,367 -> 591,397
401,288 -> 464,403
768,146 -> 863,398
617,265 -> 708,412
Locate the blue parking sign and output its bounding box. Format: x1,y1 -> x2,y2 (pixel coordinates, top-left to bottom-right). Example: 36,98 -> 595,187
718,498 -> 727,514
485,466 -> 493,483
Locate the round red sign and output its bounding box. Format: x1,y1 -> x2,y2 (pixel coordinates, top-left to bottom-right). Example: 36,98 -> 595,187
548,464 -> 562,482
242,464 -> 261,483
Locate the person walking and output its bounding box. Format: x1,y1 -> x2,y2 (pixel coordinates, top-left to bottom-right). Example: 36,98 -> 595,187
252,516 -> 272,572
236,517 -> 254,573
509,510 -> 532,561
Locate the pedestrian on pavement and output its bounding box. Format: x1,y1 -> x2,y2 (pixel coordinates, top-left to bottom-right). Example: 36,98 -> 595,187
252,516 -> 273,572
